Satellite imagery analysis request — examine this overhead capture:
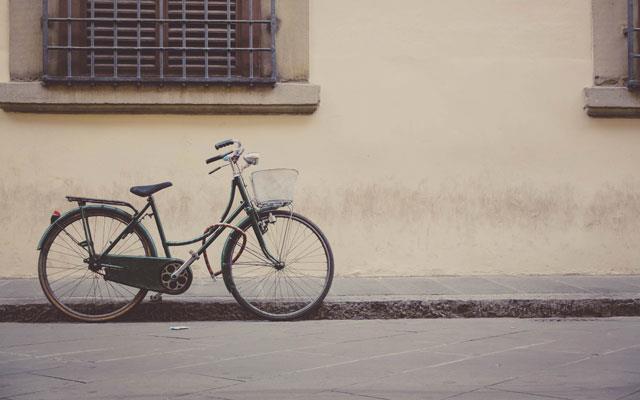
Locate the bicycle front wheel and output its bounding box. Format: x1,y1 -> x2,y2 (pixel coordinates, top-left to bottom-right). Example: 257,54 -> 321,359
222,210 -> 334,321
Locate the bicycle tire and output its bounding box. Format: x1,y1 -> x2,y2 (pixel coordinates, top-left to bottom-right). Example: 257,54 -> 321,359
222,210 -> 334,321
38,206 -> 156,322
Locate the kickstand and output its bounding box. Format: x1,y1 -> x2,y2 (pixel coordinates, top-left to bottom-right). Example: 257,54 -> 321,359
149,292 -> 163,303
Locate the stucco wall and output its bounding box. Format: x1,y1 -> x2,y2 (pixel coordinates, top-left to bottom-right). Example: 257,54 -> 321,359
1,0 -> 640,278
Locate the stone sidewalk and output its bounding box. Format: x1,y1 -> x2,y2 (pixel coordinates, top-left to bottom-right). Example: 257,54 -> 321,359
1,318 -> 639,399
0,275 -> 639,321
3,275 -> 640,303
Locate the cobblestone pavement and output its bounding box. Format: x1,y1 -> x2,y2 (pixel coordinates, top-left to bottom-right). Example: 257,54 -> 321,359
1,318 -> 639,399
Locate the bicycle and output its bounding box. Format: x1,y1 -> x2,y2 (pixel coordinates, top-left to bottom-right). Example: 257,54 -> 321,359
36,139 -> 334,322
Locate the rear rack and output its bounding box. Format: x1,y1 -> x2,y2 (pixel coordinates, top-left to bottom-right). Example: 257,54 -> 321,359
66,196 -> 138,214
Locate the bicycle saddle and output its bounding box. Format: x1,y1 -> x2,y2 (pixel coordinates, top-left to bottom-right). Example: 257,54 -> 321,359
130,182 -> 173,197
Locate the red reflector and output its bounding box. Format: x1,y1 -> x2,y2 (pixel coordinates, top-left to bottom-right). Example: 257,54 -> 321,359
50,210 -> 61,225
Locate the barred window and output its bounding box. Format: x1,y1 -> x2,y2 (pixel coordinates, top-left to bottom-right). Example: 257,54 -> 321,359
43,0 -> 276,85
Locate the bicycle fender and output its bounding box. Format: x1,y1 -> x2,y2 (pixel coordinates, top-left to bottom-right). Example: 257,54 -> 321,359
219,213 -> 254,270
36,205 -> 157,256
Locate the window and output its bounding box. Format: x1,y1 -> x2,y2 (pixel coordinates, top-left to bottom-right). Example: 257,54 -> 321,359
42,0 -> 276,84
0,0 -> 318,114
628,0 -> 640,90
584,0 -> 640,117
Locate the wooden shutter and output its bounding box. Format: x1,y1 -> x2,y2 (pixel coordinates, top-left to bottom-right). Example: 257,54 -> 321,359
235,0 -> 263,78
87,0 -> 159,78
166,0 -> 237,78
55,0 -> 268,82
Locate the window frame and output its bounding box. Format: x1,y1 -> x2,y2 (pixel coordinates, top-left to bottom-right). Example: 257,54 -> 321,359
627,0 -> 640,90
0,0 -> 319,115
41,0 -> 277,85
584,0 -> 640,118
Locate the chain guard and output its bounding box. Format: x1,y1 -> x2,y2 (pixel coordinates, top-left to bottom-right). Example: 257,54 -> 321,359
102,256 -> 191,294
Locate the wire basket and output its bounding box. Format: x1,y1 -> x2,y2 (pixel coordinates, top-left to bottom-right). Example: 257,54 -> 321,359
251,168 -> 299,207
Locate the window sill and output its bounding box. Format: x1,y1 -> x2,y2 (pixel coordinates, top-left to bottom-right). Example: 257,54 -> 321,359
584,86 -> 640,118
0,82 -> 320,114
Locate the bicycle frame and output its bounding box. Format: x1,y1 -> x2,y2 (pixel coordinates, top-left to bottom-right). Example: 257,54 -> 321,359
73,174 -> 281,277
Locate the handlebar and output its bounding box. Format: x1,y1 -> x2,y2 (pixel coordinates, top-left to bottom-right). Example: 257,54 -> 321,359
205,151 -> 232,165
215,139 -> 235,150
206,139 -> 245,176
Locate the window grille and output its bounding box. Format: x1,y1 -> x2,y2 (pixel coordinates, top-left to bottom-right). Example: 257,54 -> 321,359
628,0 -> 640,89
42,0 -> 276,85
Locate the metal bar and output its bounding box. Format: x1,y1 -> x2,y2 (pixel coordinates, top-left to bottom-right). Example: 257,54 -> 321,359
79,206 -> 96,258
48,45 -> 272,51
113,0 -> 118,79
165,190 -> 245,247
159,0 -> 164,80
66,0 -> 72,78
43,76 -> 276,84
182,0 -> 187,80
137,0 -> 142,81
167,232 -> 210,246
629,0 -> 635,88
98,202 -> 153,259
48,17 -> 271,23
90,0 -> 96,78
234,175 -> 280,264
270,0 -> 276,81
66,196 -> 139,214
44,0 -> 277,85
249,0 -> 253,79
219,180 -> 237,223
227,0 -> 231,79
42,0 -> 49,79
204,0 -> 209,80
149,196 -> 171,258
194,204 -> 244,255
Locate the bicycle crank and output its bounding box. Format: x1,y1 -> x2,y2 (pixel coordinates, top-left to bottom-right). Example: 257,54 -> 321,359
160,262 -> 193,295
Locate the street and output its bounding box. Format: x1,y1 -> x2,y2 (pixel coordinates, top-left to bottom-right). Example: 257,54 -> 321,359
0,318 -> 639,400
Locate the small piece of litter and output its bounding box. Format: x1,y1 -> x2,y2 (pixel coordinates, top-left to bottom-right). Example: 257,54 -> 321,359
170,326 -> 189,331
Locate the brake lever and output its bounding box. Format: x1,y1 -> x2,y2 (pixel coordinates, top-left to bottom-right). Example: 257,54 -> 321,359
208,164 -> 229,175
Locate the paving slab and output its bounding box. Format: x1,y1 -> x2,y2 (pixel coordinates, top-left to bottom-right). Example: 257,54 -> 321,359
488,275 -> 589,294
0,318 -> 638,400
552,275 -> 640,294
431,276 -> 513,295
491,359 -> 640,400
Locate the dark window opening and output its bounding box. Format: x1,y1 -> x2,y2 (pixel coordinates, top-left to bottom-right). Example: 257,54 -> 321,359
42,0 -> 276,85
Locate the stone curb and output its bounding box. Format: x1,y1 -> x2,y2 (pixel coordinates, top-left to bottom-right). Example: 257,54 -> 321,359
1,298 -> 639,322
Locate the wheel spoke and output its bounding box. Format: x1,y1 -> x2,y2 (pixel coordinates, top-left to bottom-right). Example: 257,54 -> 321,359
40,210 -> 150,321
228,212 -> 332,319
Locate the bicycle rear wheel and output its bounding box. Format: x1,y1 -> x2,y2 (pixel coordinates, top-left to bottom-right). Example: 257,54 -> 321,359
38,207 -> 155,322
222,210 -> 334,321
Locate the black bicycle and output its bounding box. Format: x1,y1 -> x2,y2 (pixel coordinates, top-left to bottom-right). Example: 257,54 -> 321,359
37,139 -> 334,322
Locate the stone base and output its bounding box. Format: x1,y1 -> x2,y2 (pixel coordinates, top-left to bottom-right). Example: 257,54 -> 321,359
2,298 -> 639,322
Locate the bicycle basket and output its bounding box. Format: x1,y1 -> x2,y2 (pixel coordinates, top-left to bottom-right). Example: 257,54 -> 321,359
251,168 -> 299,207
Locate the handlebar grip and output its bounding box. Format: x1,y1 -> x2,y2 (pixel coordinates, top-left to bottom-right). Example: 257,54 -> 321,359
206,151 -> 232,164
215,139 -> 234,150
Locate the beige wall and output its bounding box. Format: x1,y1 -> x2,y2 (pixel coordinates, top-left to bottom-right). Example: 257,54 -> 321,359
1,0 -> 640,278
